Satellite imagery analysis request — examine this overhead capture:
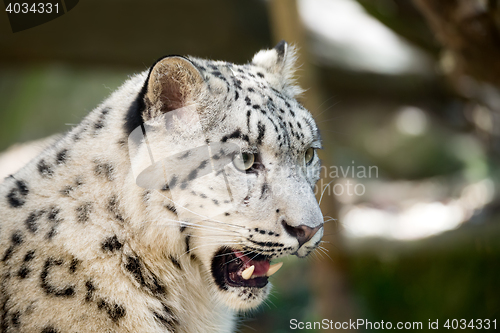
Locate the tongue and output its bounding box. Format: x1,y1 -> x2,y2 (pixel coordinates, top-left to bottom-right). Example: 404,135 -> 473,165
234,251 -> 270,276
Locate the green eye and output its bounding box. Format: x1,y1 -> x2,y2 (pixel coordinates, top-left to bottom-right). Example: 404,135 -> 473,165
233,152 -> 255,171
305,148 -> 315,165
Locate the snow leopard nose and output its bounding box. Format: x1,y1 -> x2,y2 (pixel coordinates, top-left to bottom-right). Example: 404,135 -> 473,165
282,221 -> 323,248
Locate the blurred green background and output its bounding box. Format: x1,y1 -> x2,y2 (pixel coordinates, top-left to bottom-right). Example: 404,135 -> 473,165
1,0 -> 499,332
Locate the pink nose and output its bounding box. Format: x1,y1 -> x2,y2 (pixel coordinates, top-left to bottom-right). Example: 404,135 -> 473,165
282,221 -> 322,247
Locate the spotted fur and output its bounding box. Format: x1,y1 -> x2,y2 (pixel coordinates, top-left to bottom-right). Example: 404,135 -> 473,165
0,41 -> 323,332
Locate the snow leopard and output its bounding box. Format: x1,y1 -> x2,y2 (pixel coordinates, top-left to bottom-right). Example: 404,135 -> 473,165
0,41 -> 324,333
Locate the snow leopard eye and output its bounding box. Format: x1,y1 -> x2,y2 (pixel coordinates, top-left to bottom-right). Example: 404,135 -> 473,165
305,148 -> 315,165
233,152 -> 255,171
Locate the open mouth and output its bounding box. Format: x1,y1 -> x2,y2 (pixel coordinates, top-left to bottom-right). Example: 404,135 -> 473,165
211,247 -> 283,289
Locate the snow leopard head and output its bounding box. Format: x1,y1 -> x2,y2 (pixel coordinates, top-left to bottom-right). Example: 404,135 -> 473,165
126,41 -> 323,310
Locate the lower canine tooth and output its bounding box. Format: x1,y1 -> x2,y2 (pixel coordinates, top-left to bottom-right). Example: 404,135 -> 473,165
266,262 -> 283,277
241,265 -> 255,280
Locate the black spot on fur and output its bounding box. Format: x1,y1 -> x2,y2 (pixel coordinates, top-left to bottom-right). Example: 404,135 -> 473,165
11,311 -> 20,327
117,138 -> 127,150
93,107 -> 110,134
178,150 -> 191,160
85,280 -> 95,302
0,292 -> 9,331
185,235 -> 191,253
56,149 -> 68,165
260,182 -> 269,199
153,304 -> 178,330
246,110 -> 252,130
148,276 -> 166,295
2,248 -> 13,262
41,326 -> 58,333
69,258 -> 80,273
60,185 -> 73,196
169,256 -> 182,270
18,250 -> 36,278
37,160 -> 54,178
97,299 -> 126,323
47,207 -> 61,222
124,256 -> 145,286
60,178 -> 83,196
165,204 -> 177,215
186,169 -> 198,181
25,210 -> 45,233
94,121 -> 104,130
46,226 -> 57,240
24,250 -> 35,262
2,231 -> 23,261
18,266 -> 30,279
168,176 -> 178,189
7,180 -> 29,208
76,202 -> 92,223
73,124 -> 88,141
221,129 -> 249,143
101,236 -> 123,253
40,258 -> 75,297
256,122 -> 266,145
94,161 -> 114,181
108,195 -> 125,222
124,256 -> 166,295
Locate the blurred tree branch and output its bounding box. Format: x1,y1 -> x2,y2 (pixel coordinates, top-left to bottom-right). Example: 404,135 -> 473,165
413,0 -> 500,155
413,0 -> 500,107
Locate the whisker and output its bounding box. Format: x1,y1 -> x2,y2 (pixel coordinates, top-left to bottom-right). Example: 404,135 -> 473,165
155,190 -> 246,230
319,179 -> 336,205
153,218 -> 240,234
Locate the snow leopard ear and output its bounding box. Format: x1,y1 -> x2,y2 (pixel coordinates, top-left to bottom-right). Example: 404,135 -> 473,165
144,56 -> 205,120
251,40 -> 303,95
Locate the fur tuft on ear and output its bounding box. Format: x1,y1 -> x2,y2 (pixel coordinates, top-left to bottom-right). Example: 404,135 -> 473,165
251,40 -> 303,96
144,56 -> 204,121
